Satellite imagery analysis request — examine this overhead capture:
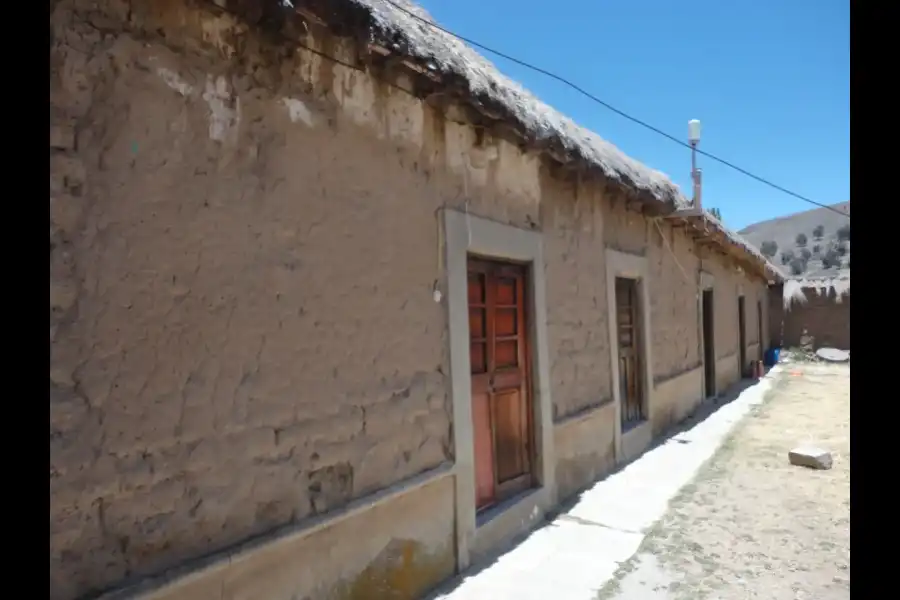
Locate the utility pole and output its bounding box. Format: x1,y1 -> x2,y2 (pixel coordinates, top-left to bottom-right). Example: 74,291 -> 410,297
688,119 -> 702,209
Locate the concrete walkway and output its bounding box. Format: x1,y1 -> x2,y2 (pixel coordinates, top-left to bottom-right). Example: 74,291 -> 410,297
431,370 -> 780,600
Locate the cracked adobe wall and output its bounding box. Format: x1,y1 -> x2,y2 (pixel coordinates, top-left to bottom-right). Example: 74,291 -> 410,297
647,220 -> 702,383
49,0 -> 774,597
49,0 -> 556,597
49,1 -> 464,597
699,253 -> 768,392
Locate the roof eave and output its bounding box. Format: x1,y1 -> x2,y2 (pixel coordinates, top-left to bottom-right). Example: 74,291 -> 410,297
288,0 -> 687,213
665,211 -> 784,283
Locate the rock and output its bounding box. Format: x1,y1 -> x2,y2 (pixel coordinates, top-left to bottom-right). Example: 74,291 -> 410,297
789,446 -> 833,470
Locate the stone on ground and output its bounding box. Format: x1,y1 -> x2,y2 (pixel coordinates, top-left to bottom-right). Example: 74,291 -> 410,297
789,446 -> 833,470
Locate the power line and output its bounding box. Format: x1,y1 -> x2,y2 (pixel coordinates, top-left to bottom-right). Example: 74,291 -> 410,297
381,0 -> 849,219
198,0 -> 847,220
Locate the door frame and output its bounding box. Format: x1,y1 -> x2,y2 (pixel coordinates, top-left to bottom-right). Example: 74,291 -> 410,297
443,209 -> 555,571
699,271 -> 716,399
605,249 -> 654,463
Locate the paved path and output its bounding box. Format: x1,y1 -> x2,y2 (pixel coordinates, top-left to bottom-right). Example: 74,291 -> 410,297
430,371 -> 779,600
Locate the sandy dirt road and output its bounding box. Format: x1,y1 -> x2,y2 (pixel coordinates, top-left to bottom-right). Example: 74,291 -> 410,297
599,362 -> 850,600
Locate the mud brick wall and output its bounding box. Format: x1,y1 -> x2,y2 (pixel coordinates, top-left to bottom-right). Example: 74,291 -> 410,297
49,2 -> 454,597
768,284 -> 850,350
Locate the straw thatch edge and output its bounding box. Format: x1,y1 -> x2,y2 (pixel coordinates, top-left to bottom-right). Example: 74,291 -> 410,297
236,0 -> 788,279
705,211 -> 785,281
781,275 -> 850,310
284,0 -> 689,211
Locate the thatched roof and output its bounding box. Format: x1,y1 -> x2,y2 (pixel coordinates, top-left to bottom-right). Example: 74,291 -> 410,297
781,275 -> 850,310
706,211 -> 785,281
281,0 -> 781,279
666,208 -> 784,281
295,0 -> 689,210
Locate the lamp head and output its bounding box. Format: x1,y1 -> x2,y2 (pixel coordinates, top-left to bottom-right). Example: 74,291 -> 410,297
688,119 -> 702,144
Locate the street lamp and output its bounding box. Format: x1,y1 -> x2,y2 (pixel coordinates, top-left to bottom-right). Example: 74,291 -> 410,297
688,119 -> 702,209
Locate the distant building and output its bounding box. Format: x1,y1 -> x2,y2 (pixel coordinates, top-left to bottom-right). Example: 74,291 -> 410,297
769,276 -> 850,351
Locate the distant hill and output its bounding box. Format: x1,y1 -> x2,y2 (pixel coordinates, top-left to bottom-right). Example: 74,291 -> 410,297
738,202 -> 850,279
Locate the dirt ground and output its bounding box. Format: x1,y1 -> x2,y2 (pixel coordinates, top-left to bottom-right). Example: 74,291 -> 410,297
599,362 -> 850,600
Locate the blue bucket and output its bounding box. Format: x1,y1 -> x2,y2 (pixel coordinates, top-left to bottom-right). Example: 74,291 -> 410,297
764,347 -> 781,367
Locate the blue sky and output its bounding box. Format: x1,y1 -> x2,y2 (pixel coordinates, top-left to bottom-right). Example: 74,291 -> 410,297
415,0 -> 849,231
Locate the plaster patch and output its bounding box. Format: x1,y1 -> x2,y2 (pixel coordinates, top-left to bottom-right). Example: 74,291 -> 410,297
384,85 -> 424,148
333,66 -> 378,131
156,68 -> 194,97
202,76 -> 241,142
282,98 -> 316,127
200,14 -> 240,60
495,140 -> 540,207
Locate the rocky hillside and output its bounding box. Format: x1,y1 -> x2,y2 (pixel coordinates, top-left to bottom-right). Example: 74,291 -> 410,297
738,202 -> 850,278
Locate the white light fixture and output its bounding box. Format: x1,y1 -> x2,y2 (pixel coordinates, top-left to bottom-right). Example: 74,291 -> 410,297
688,119 -> 702,144
432,280 -> 443,303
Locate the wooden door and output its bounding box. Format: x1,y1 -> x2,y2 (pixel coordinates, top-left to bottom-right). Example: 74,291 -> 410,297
702,290 -> 716,398
615,277 -> 645,426
738,296 -> 747,377
468,258 -> 533,511
757,301 -> 764,361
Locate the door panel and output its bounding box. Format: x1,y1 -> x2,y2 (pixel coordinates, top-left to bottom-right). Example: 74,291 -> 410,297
470,342 -> 487,374
757,301 -> 764,360
468,272 -> 486,304
467,257 -> 534,511
615,277 -> 644,425
495,309 -> 518,336
495,277 -> 517,305
493,389 -> 526,483
738,297 -> 747,377
469,310 -> 485,340
471,389 -> 496,509
702,290 -> 716,398
495,340 -> 519,368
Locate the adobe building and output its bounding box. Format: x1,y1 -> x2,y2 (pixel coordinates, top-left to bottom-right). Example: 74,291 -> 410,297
49,1 -> 781,598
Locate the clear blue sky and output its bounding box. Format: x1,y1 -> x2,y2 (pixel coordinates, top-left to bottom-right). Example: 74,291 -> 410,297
416,0 -> 849,231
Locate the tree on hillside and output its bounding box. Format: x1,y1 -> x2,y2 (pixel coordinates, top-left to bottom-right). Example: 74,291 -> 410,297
789,257 -> 807,276
822,249 -> 841,269
837,224 -> 850,241
781,250 -> 795,265
760,240 -> 778,257
812,244 -> 821,255
795,233 -> 807,247
709,207 -> 723,221
800,248 -> 811,261
813,224 -> 825,240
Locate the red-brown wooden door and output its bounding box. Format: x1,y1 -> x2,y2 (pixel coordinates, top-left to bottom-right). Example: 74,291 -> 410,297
468,258 -> 533,511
